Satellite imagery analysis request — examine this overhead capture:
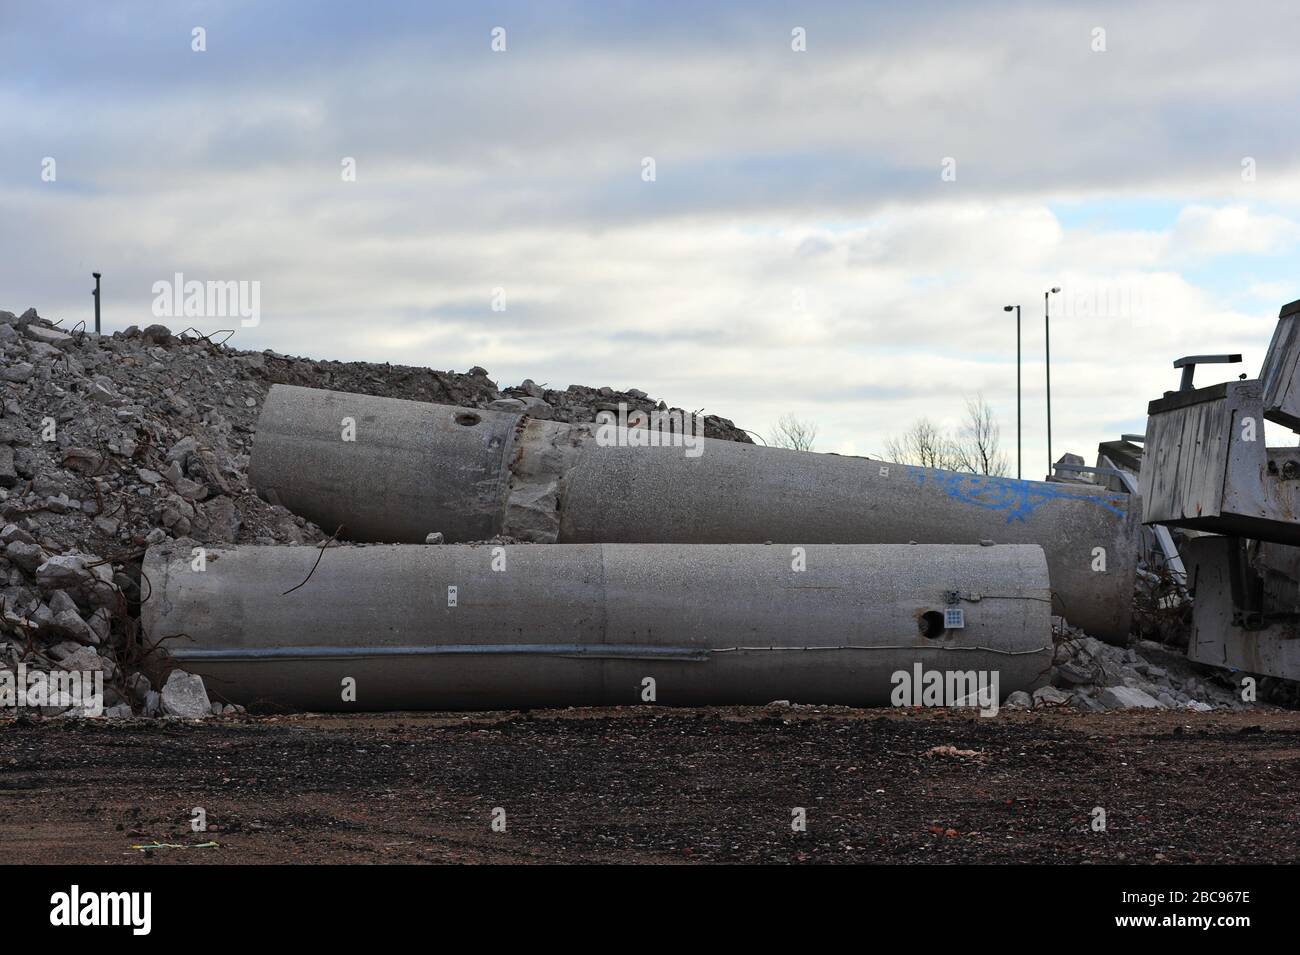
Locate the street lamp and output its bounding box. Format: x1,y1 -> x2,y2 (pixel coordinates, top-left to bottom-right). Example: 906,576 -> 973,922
91,273 -> 102,334
1003,304 -> 1021,479
1045,287 -> 1060,477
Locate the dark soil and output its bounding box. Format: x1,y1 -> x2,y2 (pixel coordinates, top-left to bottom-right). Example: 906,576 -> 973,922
2,706 -> 1296,864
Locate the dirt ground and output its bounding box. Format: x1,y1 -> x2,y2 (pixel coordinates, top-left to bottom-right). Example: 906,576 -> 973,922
2,705 -> 1297,864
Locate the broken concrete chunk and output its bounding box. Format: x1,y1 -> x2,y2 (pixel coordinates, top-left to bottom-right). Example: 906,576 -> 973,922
198,495 -> 241,542
1052,661 -> 1094,686
166,435 -> 199,465
1032,685 -> 1071,706
160,670 -> 211,718
54,609 -> 95,644
86,608 -> 111,644
1099,685 -> 1163,709
48,590 -> 79,616
23,324 -> 74,348
36,554 -> 94,591
3,362 -> 34,383
60,447 -> 103,474
0,445 -> 16,488
126,671 -> 151,704
5,541 -> 47,573
58,645 -> 111,675
518,396 -> 553,419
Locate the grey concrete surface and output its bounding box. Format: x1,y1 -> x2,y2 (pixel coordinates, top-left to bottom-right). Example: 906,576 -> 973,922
142,543 -> 1052,711
249,385 -> 1138,641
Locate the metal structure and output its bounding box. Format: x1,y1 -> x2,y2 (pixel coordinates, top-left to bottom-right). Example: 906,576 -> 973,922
250,384 -> 1141,642
1004,303 -> 1022,478
141,543 -> 1052,711
91,272 -> 101,334
1044,287 -> 1059,475
1139,297 -> 1300,680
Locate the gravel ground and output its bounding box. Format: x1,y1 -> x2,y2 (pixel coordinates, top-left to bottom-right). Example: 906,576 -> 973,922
2,705 -> 1297,864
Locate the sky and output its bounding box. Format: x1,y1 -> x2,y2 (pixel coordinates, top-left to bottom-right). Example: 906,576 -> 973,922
3,0 -> 1299,472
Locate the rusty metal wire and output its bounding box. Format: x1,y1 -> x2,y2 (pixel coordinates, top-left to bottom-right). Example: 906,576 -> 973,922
176,326 -> 235,347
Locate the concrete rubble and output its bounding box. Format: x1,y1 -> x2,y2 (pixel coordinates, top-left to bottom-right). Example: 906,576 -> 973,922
1,304 -> 745,719
1006,626 -> 1251,712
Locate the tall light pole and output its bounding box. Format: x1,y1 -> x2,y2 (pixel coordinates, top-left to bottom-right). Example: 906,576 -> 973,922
1045,287 -> 1060,477
91,272 -> 102,334
1003,304 -> 1021,479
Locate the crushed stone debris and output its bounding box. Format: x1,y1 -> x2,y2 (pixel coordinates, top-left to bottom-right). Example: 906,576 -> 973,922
0,307 -> 749,719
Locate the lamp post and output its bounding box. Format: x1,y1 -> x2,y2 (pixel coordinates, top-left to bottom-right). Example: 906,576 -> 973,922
1045,287 -> 1060,477
91,272 -> 102,334
1003,304 -> 1021,479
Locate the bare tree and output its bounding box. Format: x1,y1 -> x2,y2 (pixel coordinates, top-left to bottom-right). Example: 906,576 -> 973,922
950,394 -> 1009,476
769,412 -> 819,451
884,417 -> 962,470
884,395 -> 1008,475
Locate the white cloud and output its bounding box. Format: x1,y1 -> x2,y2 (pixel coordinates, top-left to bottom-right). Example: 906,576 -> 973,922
5,1 -> 1300,475
1165,204 -> 1300,259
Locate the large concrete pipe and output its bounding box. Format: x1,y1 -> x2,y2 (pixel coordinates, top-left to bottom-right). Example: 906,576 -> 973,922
249,385 -> 1139,641
142,543 -> 1051,711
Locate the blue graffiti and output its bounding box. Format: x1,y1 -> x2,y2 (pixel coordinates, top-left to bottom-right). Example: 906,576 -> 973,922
905,467 -> 1128,523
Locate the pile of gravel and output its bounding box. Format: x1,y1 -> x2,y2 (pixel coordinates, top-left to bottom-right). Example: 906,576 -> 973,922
1006,630 -> 1251,712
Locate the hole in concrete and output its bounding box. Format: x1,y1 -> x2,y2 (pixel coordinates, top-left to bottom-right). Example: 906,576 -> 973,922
455,412 -> 482,427
918,611 -> 947,639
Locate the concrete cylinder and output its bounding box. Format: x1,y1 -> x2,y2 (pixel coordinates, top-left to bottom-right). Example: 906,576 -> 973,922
249,385 -> 1138,641
142,543 -> 1051,712
249,387 -> 518,543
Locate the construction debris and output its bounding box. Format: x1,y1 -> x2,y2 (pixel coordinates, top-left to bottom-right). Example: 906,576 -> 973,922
1041,629 -> 1247,712
0,305 -> 745,718
0,301 -> 1286,717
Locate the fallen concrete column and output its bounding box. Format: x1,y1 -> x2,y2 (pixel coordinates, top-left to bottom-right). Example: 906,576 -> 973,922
141,542 -> 1051,711
250,385 -> 1139,641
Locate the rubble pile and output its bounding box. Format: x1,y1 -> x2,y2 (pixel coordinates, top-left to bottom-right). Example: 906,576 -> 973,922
493,378 -> 753,442
0,305 -> 748,719
1011,630 -> 1250,712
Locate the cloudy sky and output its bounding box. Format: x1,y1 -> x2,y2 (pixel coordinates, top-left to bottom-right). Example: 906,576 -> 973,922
3,0 -> 1299,471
